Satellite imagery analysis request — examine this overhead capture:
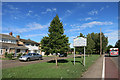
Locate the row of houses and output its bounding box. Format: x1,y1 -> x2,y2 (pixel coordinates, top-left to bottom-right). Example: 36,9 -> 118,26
0,32 -> 44,56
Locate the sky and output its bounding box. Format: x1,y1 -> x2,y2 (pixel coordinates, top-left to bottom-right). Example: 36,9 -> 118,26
2,2 -> 119,48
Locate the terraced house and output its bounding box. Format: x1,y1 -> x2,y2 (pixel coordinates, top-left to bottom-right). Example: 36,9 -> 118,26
0,32 -> 40,56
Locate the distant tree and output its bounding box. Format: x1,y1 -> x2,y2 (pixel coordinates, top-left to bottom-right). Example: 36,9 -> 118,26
114,40 -> 120,48
98,32 -> 108,53
91,32 -> 99,53
77,33 -> 85,38
114,40 -> 120,54
90,32 -> 108,54
76,33 -> 85,54
86,33 -> 95,55
106,45 -> 113,53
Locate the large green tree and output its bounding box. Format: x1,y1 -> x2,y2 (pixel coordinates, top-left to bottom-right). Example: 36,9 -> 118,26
41,15 -> 70,66
41,36 -> 50,55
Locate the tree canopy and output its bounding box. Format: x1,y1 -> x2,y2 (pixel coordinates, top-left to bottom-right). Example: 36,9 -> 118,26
41,15 -> 70,55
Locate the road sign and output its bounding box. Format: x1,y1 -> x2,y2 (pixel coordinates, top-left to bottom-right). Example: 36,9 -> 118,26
73,37 -> 87,66
73,37 -> 87,47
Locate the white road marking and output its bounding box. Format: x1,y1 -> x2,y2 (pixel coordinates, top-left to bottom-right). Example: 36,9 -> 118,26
102,56 -> 105,80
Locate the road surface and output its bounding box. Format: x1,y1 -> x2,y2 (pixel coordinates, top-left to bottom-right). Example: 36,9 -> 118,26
105,54 -> 119,80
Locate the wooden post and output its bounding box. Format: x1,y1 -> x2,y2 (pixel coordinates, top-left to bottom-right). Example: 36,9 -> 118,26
74,47 -> 75,65
56,55 -> 58,66
84,47 -> 85,66
100,28 -> 102,56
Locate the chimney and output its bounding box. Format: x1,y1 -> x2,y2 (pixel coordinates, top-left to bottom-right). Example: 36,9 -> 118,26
16,35 -> 20,39
9,32 -> 13,36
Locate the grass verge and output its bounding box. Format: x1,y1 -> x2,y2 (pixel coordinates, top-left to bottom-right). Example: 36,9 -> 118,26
2,55 -> 100,78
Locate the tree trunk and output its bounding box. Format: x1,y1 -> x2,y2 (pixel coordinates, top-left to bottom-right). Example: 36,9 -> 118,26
56,56 -> 58,66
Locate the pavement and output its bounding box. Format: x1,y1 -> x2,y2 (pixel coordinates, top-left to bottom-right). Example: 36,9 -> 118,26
82,54 -> 119,80
81,55 -> 103,78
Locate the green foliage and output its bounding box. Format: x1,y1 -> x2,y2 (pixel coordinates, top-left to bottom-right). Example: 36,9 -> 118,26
41,15 -> 70,55
106,45 -> 113,53
76,32 -> 108,54
7,54 -> 13,59
5,52 -> 8,58
17,53 -> 22,58
114,40 -> 120,54
86,33 -> 95,55
114,40 -> 120,48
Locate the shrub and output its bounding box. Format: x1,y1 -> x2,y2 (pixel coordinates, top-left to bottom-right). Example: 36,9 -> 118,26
17,53 -> 22,58
7,54 -> 13,59
22,53 -> 26,56
5,52 -> 8,58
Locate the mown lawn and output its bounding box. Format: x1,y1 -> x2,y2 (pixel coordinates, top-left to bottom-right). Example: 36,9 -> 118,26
2,55 -> 100,78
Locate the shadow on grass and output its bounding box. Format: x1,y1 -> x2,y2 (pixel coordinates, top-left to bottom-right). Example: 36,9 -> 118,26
75,56 -> 82,58
47,59 -> 69,63
71,60 -> 84,66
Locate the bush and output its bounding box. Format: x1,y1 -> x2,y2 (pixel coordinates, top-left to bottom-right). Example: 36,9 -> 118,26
22,53 -> 26,56
7,54 -> 13,59
5,52 -> 8,58
17,53 -> 22,58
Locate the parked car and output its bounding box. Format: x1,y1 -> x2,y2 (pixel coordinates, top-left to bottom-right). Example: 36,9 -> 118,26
59,53 -> 67,57
19,53 -> 42,61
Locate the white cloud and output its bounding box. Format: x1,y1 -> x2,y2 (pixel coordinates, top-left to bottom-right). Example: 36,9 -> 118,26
26,10 -> 33,16
88,9 -> 98,15
79,17 -> 96,21
46,8 -> 52,12
100,7 -> 104,11
7,5 -> 18,10
52,8 -> 57,11
41,8 -> 57,14
69,21 -> 113,32
28,10 -> 32,13
66,10 -> 72,14
105,30 -> 118,45
26,22 -> 45,29
69,28 -> 81,32
25,33 -> 47,37
78,21 -> 113,28
4,22 -> 50,33
84,17 -> 93,21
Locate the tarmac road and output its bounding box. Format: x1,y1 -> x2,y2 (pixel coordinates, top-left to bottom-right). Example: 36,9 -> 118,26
105,55 -> 119,79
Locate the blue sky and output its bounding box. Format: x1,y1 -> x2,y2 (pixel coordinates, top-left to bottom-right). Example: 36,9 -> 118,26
2,2 -> 118,47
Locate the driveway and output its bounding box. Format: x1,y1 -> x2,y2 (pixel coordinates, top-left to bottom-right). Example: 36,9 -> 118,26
2,54 -> 80,69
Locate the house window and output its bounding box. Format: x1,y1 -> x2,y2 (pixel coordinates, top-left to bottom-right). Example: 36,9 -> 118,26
31,44 -> 34,46
1,50 -> 2,54
6,49 -> 7,52
26,43 -> 29,46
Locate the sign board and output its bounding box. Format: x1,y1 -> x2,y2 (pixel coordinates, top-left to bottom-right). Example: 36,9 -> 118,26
73,37 -> 87,47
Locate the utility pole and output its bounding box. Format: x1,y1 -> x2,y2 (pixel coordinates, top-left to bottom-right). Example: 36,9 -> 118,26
100,28 -> 102,56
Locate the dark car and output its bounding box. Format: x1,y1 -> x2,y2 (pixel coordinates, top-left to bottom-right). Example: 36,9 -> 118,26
59,53 -> 67,57
19,53 -> 42,61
